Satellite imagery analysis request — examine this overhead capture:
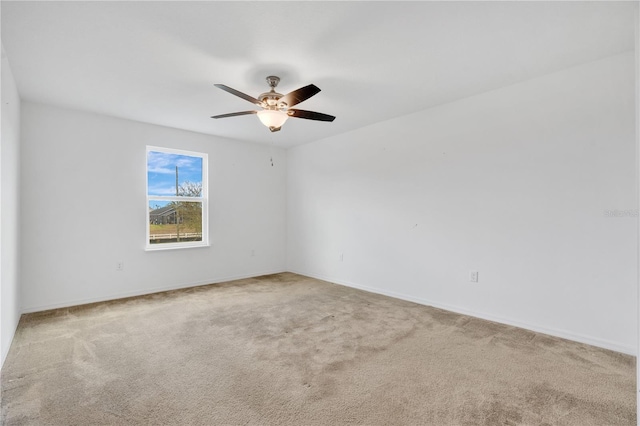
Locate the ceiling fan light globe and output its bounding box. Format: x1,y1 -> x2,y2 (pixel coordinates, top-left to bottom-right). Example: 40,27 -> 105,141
257,110 -> 289,129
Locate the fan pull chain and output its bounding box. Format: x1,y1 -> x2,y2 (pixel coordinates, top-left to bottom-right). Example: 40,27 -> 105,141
269,139 -> 275,167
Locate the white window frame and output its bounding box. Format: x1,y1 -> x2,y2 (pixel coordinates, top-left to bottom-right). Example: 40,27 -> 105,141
146,146 -> 209,251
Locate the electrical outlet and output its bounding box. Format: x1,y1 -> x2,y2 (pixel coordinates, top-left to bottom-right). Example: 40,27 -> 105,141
340,253 -> 344,262
116,261 -> 124,271
251,250 -> 255,257
469,270 -> 478,283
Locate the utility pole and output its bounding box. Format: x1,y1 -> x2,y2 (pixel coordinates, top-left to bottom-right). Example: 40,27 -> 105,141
175,166 -> 180,242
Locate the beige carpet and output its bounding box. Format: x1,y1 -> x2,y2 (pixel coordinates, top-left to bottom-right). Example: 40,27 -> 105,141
1,273 -> 636,425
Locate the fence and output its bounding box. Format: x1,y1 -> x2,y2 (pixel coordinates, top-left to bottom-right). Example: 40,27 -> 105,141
149,232 -> 202,242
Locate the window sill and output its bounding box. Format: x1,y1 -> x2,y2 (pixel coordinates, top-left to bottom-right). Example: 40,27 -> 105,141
145,242 -> 210,251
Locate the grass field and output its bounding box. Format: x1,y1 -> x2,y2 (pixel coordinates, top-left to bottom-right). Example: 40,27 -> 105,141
149,223 -> 200,235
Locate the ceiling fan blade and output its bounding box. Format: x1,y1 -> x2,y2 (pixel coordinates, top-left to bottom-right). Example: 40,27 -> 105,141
278,84 -> 321,107
214,84 -> 263,106
287,109 -> 336,122
211,110 -> 258,119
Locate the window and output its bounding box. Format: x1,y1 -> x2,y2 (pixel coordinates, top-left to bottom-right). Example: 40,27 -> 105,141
146,146 -> 208,250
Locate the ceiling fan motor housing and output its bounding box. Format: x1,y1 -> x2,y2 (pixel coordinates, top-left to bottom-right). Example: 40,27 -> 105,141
259,91 -> 284,108
259,76 -> 286,109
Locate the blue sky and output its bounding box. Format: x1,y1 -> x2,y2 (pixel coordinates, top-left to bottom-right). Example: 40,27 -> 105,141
148,200 -> 171,210
147,151 -> 203,197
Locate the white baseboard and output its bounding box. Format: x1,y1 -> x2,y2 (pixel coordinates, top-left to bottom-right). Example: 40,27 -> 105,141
1,318 -> 20,369
289,269 -> 636,356
20,269 -> 286,314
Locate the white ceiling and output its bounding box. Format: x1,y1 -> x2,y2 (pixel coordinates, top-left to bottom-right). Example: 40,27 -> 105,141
1,1 -> 636,148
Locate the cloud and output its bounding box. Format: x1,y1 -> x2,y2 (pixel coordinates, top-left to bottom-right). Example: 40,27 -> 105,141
148,184 -> 178,196
148,151 -> 201,175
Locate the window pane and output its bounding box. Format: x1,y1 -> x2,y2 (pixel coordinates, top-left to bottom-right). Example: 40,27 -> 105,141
149,200 -> 202,245
147,151 -> 203,197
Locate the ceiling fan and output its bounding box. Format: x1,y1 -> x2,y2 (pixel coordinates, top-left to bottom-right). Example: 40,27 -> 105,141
211,76 -> 335,132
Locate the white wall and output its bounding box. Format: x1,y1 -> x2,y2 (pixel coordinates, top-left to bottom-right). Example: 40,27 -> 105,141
287,52 -> 637,354
1,47 -> 22,366
20,102 -> 286,312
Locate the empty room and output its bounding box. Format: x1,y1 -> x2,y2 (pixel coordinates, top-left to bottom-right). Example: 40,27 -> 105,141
1,1 -> 638,425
